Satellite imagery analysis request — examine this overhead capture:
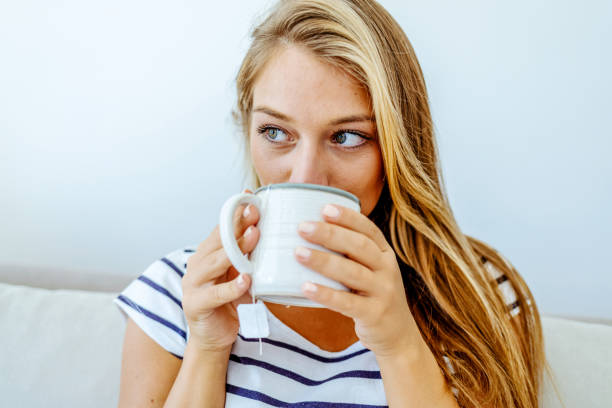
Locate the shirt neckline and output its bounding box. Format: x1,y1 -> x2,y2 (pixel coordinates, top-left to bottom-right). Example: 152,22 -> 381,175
260,301 -> 365,356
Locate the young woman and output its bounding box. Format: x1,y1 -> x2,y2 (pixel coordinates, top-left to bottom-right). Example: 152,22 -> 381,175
115,1 -> 547,407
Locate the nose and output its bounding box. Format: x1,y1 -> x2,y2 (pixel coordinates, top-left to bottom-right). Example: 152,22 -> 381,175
287,141 -> 328,185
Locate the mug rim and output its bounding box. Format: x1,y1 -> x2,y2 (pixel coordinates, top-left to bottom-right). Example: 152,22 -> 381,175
253,183 -> 360,206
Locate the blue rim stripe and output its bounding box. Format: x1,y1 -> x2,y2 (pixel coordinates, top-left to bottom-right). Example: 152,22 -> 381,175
253,183 -> 360,206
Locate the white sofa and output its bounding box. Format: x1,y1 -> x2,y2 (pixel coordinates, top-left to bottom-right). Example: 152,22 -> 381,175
1,266 -> 611,408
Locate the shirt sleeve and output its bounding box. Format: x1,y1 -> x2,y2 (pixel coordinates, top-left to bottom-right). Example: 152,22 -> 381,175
482,258 -> 521,317
113,247 -> 196,358
443,257 -> 522,398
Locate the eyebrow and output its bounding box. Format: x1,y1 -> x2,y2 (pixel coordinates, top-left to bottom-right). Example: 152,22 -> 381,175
253,106 -> 375,126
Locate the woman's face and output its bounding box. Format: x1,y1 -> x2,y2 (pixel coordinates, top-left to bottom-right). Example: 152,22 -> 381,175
249,45 -> 385,216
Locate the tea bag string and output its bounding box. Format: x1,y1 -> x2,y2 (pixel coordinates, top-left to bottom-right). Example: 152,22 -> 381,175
251,288 -> 263,355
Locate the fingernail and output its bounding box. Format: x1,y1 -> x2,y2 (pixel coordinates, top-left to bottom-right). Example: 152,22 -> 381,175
298,222 -> 315,234
237,274 -> 245,287
302,282 -> 317,293
243,205 -> 251,218
322,204 -> 340,218
244,225 -> 253,237
295,246 -> 311,260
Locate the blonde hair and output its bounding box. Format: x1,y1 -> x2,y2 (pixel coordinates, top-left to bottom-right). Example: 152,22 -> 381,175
234,1 -> 553,406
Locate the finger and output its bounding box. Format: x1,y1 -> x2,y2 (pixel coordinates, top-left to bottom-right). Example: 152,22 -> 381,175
232,201 -> 261,238
202,273 -> 252,309
297,221 -> 383,271
320,204 -> 390,253
186,225 -> 260,287
295,246 -> 375,294
301,281 -> 370,321
232,283 -> 256,307
235,188 -> 259,233
196,199 -> 260,257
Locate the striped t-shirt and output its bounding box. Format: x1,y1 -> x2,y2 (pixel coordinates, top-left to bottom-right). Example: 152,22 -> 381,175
113,247 -> 520,407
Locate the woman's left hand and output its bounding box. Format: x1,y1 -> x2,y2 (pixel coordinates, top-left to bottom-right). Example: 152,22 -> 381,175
295,203 -> 423,359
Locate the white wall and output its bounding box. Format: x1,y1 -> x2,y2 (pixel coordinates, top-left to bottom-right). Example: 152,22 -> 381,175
1,0 -> 610,319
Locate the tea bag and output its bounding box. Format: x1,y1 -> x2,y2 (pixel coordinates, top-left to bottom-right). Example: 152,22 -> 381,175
237,297 -> 269,355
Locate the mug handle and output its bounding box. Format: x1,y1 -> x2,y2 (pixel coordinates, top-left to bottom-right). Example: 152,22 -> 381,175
219,192 -> 263,275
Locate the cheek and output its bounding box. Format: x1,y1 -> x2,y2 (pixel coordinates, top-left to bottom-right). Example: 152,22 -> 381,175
249,135 -> 262,167
358,182 -> 384,215
249,135 -> 285,183
250,137 -> 267,176
352,150 -> 384,214
335,148 -> 384,215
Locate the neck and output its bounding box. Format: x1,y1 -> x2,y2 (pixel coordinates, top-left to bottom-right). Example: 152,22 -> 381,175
264,302 -> 359,352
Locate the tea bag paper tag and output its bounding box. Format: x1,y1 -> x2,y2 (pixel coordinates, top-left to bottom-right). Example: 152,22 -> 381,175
237,302 -> 270,339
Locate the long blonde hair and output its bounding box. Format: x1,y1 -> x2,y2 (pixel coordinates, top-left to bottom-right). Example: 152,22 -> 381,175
234,1 -> 550,406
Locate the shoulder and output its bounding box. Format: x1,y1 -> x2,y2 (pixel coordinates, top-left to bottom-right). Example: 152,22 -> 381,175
123,246 -> 197,296
113,245 -> 198,357
134,245 -> 200,300
146,246 -> 198,280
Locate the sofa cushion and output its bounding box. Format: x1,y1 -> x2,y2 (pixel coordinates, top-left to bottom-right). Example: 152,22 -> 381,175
0,282 -> 124,408
0,281 -> 611,407
540,316 -> 612,407
0,263 -> 133,292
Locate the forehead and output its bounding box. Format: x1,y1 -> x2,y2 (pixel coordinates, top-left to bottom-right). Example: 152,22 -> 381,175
252,45 -> 371,119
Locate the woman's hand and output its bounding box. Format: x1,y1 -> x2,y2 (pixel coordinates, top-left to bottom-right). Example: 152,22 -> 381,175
182,192 -> 260,353
295,204 -> 422,358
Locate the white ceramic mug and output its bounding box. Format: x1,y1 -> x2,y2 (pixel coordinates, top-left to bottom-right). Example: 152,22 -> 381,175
219,183 -> 361,307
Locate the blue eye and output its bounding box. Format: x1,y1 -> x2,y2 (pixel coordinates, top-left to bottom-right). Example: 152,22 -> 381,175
258,126 -> 289,143
332,131 -> 367,148
256,125 -> 369,150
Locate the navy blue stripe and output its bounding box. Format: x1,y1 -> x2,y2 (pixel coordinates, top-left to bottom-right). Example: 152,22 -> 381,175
229,354 -> 380,386
137,275 -> 182,309
237,334 -> 370,363
495,275 -> 508,284
116,294 -> 187,340
184,248 -> 195,253
170,351 -> 183,360
226,384 -> 388,408
160,257 -> 184,278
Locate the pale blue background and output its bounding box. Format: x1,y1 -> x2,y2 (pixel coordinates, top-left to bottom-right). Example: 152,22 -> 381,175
1,0 -> 610,319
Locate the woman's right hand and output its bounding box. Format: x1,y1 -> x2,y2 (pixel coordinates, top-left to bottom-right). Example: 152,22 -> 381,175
182,194 -> 260,353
